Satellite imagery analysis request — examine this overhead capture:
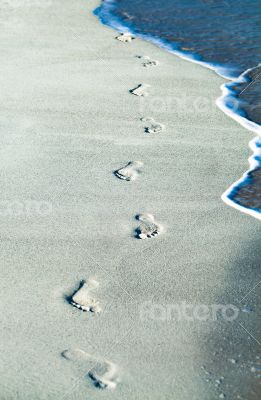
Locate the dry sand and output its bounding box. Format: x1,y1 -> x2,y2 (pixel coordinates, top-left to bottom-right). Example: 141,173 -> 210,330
0,0 -> 260,399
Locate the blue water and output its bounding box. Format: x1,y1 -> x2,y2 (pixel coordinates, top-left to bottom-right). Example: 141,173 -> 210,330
95,0 -> 261,219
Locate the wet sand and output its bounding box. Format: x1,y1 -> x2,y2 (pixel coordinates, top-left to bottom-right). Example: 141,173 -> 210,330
0,0 -> 260,399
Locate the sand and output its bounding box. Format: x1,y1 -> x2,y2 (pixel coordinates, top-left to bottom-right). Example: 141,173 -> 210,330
0,0 -> 260,399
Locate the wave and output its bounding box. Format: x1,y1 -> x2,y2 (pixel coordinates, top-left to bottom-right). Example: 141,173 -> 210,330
94,0 -> 261,220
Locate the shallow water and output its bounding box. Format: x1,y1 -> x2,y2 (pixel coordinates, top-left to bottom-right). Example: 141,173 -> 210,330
100,0 -> 260,76
95,0 -> 261,217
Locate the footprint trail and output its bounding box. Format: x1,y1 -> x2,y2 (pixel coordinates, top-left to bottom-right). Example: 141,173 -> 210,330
130,83 -> 150,97
137,55 -> 159,67
135,213 -> 163,239
62,349 -> 120,390
141,117 -> 165,134
89,360 -> 119,389
70,279 -> 101,313
116,32 -> 135,43
114,161 -> 143,181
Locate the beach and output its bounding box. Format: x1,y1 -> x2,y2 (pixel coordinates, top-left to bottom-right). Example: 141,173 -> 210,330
0,0 -> 260,399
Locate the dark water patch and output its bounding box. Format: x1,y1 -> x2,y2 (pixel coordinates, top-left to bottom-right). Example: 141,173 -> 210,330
95,0 -> 261,219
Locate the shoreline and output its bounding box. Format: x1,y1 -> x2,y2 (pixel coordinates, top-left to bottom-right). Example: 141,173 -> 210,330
0,0 -> 260,398
95,0 -> 261,220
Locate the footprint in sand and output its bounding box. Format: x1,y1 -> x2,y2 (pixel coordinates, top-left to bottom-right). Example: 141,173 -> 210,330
141,117 -> 165,134
114,161 -> 143,181
135,213 -> 163,239
89,360 -> 119,390
130,83 -> 150,97
116,32 -> 135,43
70,279 -> 101,313
137,55 -> 159,67
62,349 -> 120,390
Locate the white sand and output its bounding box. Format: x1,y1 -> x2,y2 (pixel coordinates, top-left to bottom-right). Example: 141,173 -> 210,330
0,0 -> 260,399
